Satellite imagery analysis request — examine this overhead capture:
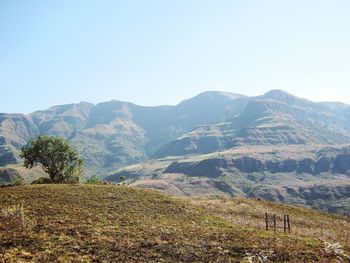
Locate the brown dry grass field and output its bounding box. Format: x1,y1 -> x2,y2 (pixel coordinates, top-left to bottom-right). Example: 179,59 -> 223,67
0,184 -> 349,262
188,197 -> 350,251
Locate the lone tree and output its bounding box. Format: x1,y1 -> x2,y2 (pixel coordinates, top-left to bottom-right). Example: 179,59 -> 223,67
20,135 -> 83,183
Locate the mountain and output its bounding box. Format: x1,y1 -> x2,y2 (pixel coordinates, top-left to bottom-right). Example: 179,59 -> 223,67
1,89 -> 350,213
154,90 -> 350,157
0,91 -> 247,177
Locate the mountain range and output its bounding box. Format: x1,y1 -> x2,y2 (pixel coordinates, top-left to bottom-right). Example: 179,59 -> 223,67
1,89 -> 350,213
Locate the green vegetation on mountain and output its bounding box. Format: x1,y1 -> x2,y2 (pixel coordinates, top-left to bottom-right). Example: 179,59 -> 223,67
0,185 -> 348,262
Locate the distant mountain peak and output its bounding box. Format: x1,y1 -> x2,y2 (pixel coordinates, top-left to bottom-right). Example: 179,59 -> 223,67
195,91 -> 246,99
263,89 -> 296,99
177,91 -> 246,107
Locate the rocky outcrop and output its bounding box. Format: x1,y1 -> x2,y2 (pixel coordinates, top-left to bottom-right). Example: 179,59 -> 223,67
314,157 -> 333,174
0,168 -> 18,184
164,146 -> 350,177
0,145 -> 18,166
165,158 -> 229,177
333,153 -> 350,174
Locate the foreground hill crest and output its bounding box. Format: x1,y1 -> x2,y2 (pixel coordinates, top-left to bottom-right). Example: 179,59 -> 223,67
1,184 -> 349,261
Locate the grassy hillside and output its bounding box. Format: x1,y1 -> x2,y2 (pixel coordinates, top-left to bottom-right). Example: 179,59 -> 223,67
189,197 -> 350,253
0,185 -> 349,262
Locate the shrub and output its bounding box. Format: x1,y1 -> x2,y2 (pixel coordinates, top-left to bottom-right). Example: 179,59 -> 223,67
31,177 -> 53,184
12,173 -> 24,185
85,176 -> 102,185
120,175 -> 127,183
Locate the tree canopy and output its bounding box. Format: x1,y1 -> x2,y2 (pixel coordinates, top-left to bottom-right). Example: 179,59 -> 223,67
20,136 -> 83,183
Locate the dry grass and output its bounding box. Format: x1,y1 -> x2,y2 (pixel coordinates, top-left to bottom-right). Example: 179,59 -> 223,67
0,185 -> 347,262
0,204 -> 35,234
188,197 -> 350,254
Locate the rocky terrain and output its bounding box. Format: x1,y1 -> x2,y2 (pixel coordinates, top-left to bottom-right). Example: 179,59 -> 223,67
2,90 -> 350,178
106,145 -> 350,214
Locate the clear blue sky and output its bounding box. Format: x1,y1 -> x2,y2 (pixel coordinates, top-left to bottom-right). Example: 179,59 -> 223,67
1,0 -> 349,113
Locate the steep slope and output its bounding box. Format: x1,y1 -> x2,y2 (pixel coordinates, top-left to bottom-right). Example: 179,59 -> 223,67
1,90 -> 350,179
0,185 -> 348,261
155,90 -> 350,157
31,102 -> 94,137
70,101 -> 148,174
0,114 -> 38,166
0,91 -> 248,176
130,91 -> 248,155
106,144 -> 350,214
0,114 -> 38,148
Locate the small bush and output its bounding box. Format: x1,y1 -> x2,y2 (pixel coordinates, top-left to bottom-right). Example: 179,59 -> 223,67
31,177 -> 52,184
0,204 -> 35,233
85,176 -> 102,185
12,173 -> 24,185
120,176 -> 127,183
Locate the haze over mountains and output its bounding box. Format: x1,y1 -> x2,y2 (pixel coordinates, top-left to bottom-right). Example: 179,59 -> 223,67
2,89 -> 350,171
1,90 -> 248,174
1,89 -> 350,213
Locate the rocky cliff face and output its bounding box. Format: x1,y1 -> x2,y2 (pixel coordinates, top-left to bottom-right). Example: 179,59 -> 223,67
0,145 -> 17,166
106,145 -> 350,214
163,146 -> 350,177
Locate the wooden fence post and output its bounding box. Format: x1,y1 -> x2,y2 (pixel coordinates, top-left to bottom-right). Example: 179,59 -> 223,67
264,213 -> 291,233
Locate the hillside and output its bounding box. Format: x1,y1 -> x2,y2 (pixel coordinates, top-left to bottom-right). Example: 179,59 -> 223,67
0,164 -> 47,185
155,90 -> 350,157
0,185 -> 349,262
106,144 -> 350,214
1,90 -> 350,216
2,90 -> 350,179
0,91 -> 248,177
189,197 -> 350,254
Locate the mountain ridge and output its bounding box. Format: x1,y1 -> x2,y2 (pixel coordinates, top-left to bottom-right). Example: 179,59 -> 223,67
2,89 -> 350,213
1,89 -> 350,178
